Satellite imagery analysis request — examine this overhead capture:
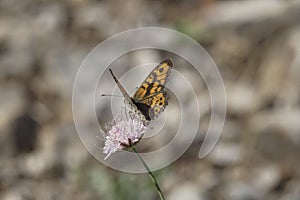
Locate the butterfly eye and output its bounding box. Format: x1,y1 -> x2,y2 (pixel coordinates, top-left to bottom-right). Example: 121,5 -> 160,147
159,68 -> 164,72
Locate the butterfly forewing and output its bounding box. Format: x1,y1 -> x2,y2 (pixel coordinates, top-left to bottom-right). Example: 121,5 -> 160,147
132,59 -> 173,120
108,58 -> 173,123
133,59 -> 173,101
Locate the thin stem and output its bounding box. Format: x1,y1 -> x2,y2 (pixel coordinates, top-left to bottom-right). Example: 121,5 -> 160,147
132,147 -> 165,200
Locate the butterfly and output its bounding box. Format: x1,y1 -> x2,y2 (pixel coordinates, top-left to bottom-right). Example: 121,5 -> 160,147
109,59 -> 173,125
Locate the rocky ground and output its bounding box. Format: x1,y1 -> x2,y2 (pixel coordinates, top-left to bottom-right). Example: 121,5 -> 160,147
1,0 -> 300,199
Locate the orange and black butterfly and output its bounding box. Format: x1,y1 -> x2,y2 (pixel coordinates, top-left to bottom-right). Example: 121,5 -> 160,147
109,59 -> 173,125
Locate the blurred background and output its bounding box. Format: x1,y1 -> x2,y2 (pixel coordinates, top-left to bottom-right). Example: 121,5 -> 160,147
1,0 -> 300,199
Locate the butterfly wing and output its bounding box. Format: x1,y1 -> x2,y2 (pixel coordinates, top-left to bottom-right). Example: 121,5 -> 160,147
147,90 -> 168,119
133,59 -> 173,120
133,59 -> 173,101
109,58 -> 173,122
109,68 -> 150,123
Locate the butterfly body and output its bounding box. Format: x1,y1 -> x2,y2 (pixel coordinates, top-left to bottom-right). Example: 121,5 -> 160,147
109,59 -> 173,124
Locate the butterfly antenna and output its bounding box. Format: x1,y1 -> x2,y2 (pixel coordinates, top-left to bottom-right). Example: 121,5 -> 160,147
103,69 -> 123,98
101,94 -> 122,97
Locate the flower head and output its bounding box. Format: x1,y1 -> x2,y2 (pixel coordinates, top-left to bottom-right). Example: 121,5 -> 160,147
103,114 -> 147,160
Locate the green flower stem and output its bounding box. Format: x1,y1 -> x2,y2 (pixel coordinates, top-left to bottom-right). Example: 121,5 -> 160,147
132,147 -> 165,200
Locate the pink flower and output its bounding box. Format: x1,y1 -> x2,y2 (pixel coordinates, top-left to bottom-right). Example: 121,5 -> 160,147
103,115 -> 147,160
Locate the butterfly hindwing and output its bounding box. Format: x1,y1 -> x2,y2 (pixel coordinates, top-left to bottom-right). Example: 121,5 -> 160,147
147,91 -> 168,119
